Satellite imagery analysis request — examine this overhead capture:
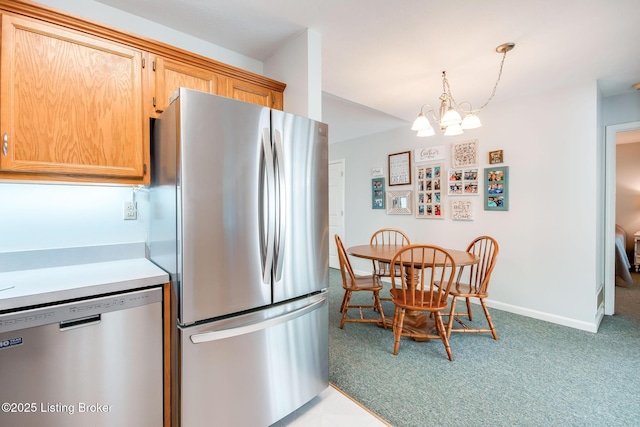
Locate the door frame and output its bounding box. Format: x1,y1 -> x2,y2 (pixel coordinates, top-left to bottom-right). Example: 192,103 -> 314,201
328,159 -> 345,269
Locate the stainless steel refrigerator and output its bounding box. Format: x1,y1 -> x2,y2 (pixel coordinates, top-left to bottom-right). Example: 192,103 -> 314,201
148,88 -> 329,427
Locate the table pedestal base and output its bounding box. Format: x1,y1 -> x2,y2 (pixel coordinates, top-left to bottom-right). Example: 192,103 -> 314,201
379,309 -> 438,342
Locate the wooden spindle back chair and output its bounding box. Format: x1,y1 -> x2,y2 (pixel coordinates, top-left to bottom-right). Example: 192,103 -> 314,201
369,228 -> 410,278
445,235 -> 499,339
335,234 -> 386,329
389,244 -> 456,361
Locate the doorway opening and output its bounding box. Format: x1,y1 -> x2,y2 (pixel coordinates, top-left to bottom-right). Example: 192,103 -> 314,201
604,121 -> 640,316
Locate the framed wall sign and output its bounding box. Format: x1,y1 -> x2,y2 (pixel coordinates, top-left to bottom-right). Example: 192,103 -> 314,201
451,139 -> 478,168
451,199 -> 474,221
489,149 -> 504,164
484,166 -> 509,211
414,145 -> 445,162
415,164 -> 444,219
386,190 -> 413,215
372,177 -> 385,209
388,151 -> 411,186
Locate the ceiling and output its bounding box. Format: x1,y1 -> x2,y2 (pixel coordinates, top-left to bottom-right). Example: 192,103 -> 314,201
94,0 -> 640,143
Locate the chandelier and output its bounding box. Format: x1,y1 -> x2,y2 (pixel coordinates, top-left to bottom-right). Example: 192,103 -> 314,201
411,42 -> 515,137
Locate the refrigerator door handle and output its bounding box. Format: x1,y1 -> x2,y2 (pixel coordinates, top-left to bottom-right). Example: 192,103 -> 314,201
189,297 -> 326,343
261,127 -> 276,284
273,129 -> 286,281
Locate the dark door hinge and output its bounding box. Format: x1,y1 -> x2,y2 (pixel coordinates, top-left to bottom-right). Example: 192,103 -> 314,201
142,58 -> 145,68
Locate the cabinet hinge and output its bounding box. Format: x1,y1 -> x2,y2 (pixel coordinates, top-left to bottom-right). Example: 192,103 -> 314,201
143,164 -> 147,175
152,60 -> 156,72
142,58 -> 145,69
271,95 -> 275,106
153,97 -> 156,108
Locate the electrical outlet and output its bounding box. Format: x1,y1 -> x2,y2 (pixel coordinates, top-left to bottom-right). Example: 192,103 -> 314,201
123,201 -> 137,220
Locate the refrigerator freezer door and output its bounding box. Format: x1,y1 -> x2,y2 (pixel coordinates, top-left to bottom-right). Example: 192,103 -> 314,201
175,89 -> 273,325
271,110 -> 329,303
179,293 -> 329,426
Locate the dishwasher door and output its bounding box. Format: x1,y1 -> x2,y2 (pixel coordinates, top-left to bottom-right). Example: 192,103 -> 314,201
0,287 -> 163,427
179,293 -> 328,427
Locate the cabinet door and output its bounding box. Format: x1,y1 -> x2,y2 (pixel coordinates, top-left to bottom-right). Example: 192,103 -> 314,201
226,78 -> 283,110
153,57 -> 218,113
0,14 -> 145,181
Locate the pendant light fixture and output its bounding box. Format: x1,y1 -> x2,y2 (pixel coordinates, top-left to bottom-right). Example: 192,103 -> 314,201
411,43 -> 515,137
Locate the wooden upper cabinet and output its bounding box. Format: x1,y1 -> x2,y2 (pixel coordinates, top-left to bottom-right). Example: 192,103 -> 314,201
0,13 -> 146,183
152,56 -> 219,114
226,78 -> 284,110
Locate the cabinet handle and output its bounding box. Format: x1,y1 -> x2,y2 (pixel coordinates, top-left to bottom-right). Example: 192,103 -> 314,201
2,133 -> 7,156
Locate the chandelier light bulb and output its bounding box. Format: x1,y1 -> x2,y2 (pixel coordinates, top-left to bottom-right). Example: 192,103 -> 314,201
411,113 -> 430,131
461,113 -> 482,130
440,108 -> 462,127
444,124 -> 464,136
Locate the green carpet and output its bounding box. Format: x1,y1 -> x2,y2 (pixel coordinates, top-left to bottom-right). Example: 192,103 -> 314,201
328,269 -> 640,427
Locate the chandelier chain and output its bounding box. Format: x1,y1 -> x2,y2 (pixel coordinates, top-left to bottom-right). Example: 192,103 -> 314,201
445,50 -> 509,113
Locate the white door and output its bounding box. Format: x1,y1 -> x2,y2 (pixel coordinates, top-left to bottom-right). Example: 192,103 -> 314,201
329,160 -> 345,269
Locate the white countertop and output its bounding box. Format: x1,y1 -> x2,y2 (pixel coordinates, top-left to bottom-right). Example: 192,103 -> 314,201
0,258 -> 169,311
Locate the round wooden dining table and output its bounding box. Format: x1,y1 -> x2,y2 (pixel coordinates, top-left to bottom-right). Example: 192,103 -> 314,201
346,244 -> 479,267
346,243 -> 479,340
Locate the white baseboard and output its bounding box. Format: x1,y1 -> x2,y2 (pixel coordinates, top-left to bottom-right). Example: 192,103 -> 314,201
352,267 -> 600,333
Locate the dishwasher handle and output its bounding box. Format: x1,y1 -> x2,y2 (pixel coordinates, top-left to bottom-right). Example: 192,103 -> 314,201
59,314 -> 101,331
190,297 -> 326,344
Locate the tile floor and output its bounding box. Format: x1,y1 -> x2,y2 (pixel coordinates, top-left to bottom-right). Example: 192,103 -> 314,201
271,384 -> 391,427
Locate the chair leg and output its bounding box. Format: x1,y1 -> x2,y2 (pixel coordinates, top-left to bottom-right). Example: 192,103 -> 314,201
339,291 -> 352,329
480,298 -> 498,340
446,296 -> 457,340
373,291 -> 386,329
466,297 -> 473,321
393,307 -> 405,355
435,312 -> 453,361
339,291 -> 348,313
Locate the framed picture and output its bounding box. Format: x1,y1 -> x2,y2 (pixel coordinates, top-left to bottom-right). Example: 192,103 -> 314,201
386,190 -> 413,215
451,139 -> 478,168
415,164 -> 444,219
447,168 -> 479,196
414,145 -> 445,162
388,151 -> 412,186
484,166 -> 509,211
372,177 -> 385,209
371,167 -> 384,177
451,199 -> 474,221
489,149 -> 503,164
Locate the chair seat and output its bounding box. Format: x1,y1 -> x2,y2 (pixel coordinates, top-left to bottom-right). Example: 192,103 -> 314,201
438,281 -> 488,298
389,288 -> 449,311
348,275 -> 383,292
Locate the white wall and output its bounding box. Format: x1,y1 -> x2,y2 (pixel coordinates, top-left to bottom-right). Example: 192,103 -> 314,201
330,80 -> 601,330
265,29 -> 323,121
0,183 -> 147,252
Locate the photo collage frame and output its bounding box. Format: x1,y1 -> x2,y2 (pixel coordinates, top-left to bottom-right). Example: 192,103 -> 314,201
447,168 -> 479,195
415,163 -> 443,219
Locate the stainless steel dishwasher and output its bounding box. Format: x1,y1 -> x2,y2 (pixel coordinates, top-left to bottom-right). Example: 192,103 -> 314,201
0,287 -> 163,427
